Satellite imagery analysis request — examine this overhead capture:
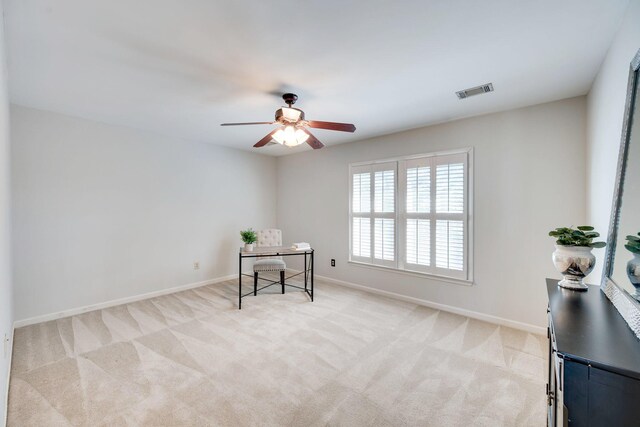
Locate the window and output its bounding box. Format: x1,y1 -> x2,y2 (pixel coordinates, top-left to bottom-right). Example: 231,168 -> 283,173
349,149 -> 472,282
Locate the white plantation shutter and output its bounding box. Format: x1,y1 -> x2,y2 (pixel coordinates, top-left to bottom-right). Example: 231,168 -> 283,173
435,162 -> 464,270
432,153 -> 468,279
435,220 -> 464,270
398,153 -> 468,278
352,172 -> 371,213
436,163 -> 464,213
351,150 -> 470,281
375,170 -> 395,213
352,217 -> 371,258
401,158 -> 432,272
370,163 -> 396,266
350,167 -> 372,262
350,163 -> 397,266
375,218 -> 395,261
406,165 -> 430,213
406,218 -> 430,266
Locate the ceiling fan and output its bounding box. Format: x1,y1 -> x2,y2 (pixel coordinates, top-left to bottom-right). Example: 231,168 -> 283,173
221,93 -> 356,149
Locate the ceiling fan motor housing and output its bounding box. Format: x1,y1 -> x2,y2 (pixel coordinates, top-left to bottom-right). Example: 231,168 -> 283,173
282,93 -> 298,106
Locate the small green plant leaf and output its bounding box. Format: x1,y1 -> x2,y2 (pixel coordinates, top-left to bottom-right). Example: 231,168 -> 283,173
625,244 -> 640,254
625,233 -> 640,253
577,226 -> 594,231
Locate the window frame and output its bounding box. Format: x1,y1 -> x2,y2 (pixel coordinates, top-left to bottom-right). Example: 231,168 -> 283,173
348,148 -> 474,284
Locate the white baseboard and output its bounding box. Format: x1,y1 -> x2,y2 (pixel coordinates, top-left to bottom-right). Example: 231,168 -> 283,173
13,275 -> 237,328
3,325 -> 14,427
315,273 -> 546,335
12,270 -> 547,336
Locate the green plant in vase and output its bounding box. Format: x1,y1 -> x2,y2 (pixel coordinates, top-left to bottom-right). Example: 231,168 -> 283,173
549,226 -> 606,290
240,228 -> 257,252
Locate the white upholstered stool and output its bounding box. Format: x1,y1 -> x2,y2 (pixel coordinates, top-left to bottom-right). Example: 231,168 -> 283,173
253,229 -> 286,295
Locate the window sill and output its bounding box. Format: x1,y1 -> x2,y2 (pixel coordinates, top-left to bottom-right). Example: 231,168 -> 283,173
347,260 -> 474,287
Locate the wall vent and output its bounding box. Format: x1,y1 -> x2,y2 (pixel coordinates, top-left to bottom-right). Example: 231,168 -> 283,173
456,83 -> 494,100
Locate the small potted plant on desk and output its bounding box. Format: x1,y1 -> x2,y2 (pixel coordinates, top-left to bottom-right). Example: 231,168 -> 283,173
625,232 -> 640,300
240,228 -> 257,252
549,226 -> 606,290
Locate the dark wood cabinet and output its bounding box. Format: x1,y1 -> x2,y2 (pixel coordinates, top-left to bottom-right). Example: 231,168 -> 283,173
546,279 -> 640,426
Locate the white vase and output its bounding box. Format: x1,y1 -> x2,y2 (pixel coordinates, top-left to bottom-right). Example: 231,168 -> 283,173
552,245 -> 596,290
244,243 -> 254,252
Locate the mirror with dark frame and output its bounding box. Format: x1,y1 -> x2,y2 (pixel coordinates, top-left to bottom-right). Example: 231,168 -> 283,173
602,48 -> 640,336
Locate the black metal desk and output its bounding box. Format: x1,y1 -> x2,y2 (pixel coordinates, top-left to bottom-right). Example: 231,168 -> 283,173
238,246 -> 314,309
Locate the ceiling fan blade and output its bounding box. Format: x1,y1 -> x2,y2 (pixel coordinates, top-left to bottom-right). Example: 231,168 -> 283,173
307,120 -> 356,133
221,122 -> 274,126
254,131 -> 277,148
305,131 -> 325,149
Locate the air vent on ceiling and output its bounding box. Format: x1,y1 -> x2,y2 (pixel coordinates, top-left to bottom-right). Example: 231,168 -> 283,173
456,83 -> 494,100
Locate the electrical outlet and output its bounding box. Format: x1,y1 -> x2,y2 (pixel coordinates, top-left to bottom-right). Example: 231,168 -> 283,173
331,259 -> 335,267
193,261 -> 200,270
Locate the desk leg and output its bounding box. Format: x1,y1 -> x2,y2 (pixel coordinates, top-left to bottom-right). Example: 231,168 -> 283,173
280,271 -> 285,294
238,253 -> 242,310
311,250 -> 314,302
304,251 -> 308,291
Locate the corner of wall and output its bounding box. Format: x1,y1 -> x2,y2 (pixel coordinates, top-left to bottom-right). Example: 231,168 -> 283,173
0,0 -> 13,422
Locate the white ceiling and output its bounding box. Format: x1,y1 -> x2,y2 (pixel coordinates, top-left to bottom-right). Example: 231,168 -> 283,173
4,0 -> 629,156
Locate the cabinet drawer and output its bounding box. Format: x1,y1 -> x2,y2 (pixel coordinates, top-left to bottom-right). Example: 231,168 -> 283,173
588,366 -> 640,427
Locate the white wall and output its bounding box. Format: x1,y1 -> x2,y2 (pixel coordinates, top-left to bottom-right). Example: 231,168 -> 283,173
587,0 -> 640,281
0,1 -> 13,423
11,106 -> 277,321
277,97 -> 587,329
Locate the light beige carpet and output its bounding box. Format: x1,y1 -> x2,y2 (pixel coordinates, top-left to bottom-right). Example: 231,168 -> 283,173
7,276 -> 547,426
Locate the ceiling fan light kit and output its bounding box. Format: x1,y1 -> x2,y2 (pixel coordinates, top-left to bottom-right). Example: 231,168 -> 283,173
221,93 -> 356,150
273,126 -> 309,147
